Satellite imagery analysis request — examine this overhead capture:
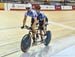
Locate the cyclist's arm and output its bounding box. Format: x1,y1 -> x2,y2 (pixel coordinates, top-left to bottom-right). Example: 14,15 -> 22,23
42,14 -> 46,25
23,15 -> 27,26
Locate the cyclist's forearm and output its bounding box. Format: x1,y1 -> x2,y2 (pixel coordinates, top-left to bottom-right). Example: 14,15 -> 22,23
23,16 -> 27,26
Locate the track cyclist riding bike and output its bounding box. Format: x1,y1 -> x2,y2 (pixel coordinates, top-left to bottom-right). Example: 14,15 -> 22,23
35,5 -> 48,42
21,3 -> 38,44
21,4 -> 51,53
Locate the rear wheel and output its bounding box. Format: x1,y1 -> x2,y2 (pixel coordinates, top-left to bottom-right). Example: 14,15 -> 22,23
44,31 -> 51,46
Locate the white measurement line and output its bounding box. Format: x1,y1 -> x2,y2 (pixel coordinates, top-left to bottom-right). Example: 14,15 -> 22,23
48,21 -> 75,30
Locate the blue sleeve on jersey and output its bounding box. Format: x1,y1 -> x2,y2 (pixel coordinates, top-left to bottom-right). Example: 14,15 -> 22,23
42,14 -> 46,19
38,13 -> 46,19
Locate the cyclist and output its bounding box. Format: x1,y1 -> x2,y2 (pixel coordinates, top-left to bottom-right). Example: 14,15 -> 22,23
35,5 -> 48,42
21,3 -> 38,44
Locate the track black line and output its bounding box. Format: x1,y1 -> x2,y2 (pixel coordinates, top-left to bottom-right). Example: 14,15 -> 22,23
1,50 -> 20,57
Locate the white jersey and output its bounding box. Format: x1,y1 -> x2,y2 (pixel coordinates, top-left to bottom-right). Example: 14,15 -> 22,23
25,9 -> 38,19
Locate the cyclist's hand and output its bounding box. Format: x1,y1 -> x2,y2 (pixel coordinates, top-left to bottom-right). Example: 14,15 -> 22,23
25,25 -> 29,29
21,26 -> 24,29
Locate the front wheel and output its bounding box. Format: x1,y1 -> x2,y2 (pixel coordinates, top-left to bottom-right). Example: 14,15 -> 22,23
44,31 -> 51,46
21,34 -> 31,53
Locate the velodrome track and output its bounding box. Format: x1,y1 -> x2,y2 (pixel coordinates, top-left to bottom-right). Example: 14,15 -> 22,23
0,11 -> 75,57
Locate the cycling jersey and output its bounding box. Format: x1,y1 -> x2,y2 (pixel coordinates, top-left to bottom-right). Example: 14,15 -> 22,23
25,9 -> 38,19
37,12 -> 48,22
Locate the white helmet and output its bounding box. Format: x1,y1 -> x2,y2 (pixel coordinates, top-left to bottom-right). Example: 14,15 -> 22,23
26,3 -> 32,9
